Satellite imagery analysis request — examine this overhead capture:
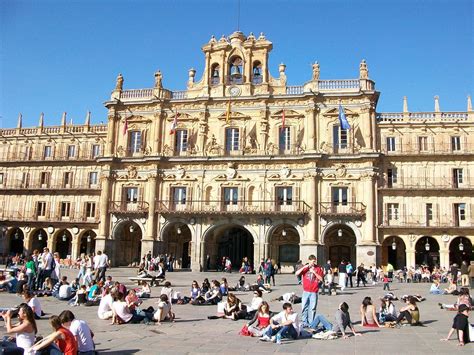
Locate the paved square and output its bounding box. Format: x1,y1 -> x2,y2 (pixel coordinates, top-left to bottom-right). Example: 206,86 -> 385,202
1,267 -> 472,354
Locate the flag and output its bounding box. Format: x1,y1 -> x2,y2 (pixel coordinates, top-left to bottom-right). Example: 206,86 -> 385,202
170,109 -> 178,135
282,107 -> 286,127
122,116 -> 128,135
226,99 -> 231,124
338,104 -> 351,130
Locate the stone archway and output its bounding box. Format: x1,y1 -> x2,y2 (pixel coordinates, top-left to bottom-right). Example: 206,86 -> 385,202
9,228 -> 24,255
113,221 -> 142,266
415,236 -> 440,268
55,230 -> 72,259
382,236 -> 406,269
323,225 -> 357,266
79,230 -> 96,256
163,223 -> 192,269
268,224 -> 299,272
31,229 -> 48,252
449,236 -> 472,266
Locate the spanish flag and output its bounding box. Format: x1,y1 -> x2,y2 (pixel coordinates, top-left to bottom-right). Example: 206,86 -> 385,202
170,109 -> 178,135
226,99 -> 231,124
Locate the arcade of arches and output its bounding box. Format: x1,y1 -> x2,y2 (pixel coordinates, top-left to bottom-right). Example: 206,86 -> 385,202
323,226 -> 357,266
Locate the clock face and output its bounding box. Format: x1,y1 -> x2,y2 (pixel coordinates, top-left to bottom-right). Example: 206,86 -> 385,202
229,86 -> 241,97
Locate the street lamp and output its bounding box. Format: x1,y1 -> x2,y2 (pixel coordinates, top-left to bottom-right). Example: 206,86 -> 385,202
129,225 -> 135,233
391,239 -> 397,250
337,229 -> 343,238
62,233 -> 67,242
176,226 -> 182,235
38,231 -> 43,241
0,226 -> 6,238
459,238 -> 464,251
425,238 -> 430,251
282,229 -> 287,237
14,229 -> 19,239
87,234 -> 92,243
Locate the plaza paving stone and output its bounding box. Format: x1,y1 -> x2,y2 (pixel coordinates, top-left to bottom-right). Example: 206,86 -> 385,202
1,267 -> 473,354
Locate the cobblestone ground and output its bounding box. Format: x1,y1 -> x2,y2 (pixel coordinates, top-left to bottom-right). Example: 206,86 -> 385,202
1,267 -> 473,354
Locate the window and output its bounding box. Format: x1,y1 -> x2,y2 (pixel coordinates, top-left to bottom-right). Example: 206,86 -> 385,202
91,144 -> 100,158
128,131 -> 142,154
85,202 -> 96,218
453,169 -> 463,188
279,127 -> 291,151
451,136 -> 461,151
21,172 -> 30,188
40,172 -> 50,187
89,172 -> 98,186
418,136 -> 428,151
387,203 -> 399,220
333,125 -> 348,151
332,187 -> 348,206
225,128 -> 239,152
172,187 -> 187,205
44,146 -> 52,159
175,130 -> 188,153
67,145 -> 76,158
0,173 -> 3,185
36,202 -> 46,217
386,137 -> 396,152
63,172 -> 72,187
425,203 -> 433,225
126,187 -> 139,203
454,203 -> 466,223
61,202 -> 71,217
387,168 -> 397,188
223,187 -> 238,205
276,187 -> 293,205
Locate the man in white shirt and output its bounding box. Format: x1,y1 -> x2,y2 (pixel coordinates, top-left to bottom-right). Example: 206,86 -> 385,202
38,247 -> 53,287
260,303 -> 300,344
94,251 -> 109,282
58,282 -> 73,300
97,289 -> 114,320
59,310 -> 95,354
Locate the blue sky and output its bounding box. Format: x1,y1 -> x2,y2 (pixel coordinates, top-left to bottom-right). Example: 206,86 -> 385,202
1,0 -> 472,128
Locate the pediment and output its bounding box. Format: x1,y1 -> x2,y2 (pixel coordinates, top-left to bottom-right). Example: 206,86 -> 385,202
163,174 -> 197,181
217,111 -> 251,121
166,112 -> 194,122
323,107 -> 357,116
271,109 -> 303,118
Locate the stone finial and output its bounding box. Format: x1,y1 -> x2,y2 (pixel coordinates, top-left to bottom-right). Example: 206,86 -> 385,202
154,70 -> 163,88
219,34 -> 227,43
85,111 -> 91,126
312,61 -> 320,81
434,95 -> 440,112
61,112 -> 67,126
258,32 -> 266,40
17,113 -> 22,129
115,73 -> 124,91
403,96 -> 408,113
359,59 -> 369,79
188,68 -> 196,85
209,35 -> 217,44
279,63 -> 286,75
39,112 -> 44,128
467,95 -> 472,111
247,32 -> 255,40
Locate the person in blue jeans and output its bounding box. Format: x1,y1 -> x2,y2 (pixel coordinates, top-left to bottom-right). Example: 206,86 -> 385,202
260,303 -> 300,344
309,313 -> 333,332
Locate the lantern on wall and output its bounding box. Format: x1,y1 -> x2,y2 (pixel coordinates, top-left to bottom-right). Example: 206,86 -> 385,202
425,239 -> 430,251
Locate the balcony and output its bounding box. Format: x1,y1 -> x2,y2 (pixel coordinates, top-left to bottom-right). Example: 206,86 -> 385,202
0,210 -> 99,223
379,215 -> 473,228
0,151 -> 104,162
377,112 -> 468,123
109,201 -> 149,214
380,143 -> 474,156
379,177 -> 474,190
155,200 -> 310,216
0,179 -> 101,191
319,202 -> 366,217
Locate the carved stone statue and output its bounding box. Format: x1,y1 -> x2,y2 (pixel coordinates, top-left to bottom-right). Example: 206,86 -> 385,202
154,70 -> 163,88
312,62 -> 320,81
359,60 -> 369,79
115,73 -> 123,91
279,63 -> 287,86
206,134 -> 220,155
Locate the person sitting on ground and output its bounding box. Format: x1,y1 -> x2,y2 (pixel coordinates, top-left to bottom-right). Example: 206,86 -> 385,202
247,301 -> 271,337
204,280 -> 222,305
201,278 -> 211,294
155,262 -> 166,279
52,276 -> 68,298
22,289 -> 43,319
126,289 -> 142,312
220,277 -> 229,296
15,271 -> 28,295
430,279 -> 443,295
330,302 -> 361,339
59,310 -> 96,354
360,297 -> 381,327
444,279 -> 458,295
440,304 -> 471,346
58,277 -> 74,301
439,288 -> 472,311
400,294 -> 425,302
111,291 -> 153,324
104,275 -> 113,288
161,281 -> 180,304
31,315 -> 78,355
1,304 -> 37,354
189,280 -> 201,302
379,297 -> 397,323
0,271 -> 18,293
246,290 -> 264,315
234,276 -> 247,292
223,293 -> 247,320
260,302 -> 300,344
69,284 -> 88,306
136,281 -> 151,298
389,296 -> 420,327
153,294 -> 175,324
98,287 -> 114,320
272,292 -> 302,304
254,274 -> 270,293
113,280 -> 126,296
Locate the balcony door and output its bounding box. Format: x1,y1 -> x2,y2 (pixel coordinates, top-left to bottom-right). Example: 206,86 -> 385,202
223,187 -> 238,211
172,187 -> 187,211
331,187 -> 348,213
125,187 -> 139,211
276,187 -> 293,212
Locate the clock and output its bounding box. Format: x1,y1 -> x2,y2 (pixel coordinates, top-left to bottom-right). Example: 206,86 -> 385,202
229,86 -> 241,97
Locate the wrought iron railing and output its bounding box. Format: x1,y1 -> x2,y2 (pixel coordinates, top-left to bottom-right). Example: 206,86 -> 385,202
109,201 -> 149,213
319,202 -> 366,216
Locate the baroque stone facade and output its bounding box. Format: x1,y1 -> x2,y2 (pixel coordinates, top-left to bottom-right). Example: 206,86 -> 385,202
0,31 -> 472,270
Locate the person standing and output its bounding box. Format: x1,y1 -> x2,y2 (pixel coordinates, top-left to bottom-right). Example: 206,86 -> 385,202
356,263 -> 367,287
338,260 -> 347,292
346,262 -> 354,288
460,261 -> 469,287
450,263 -> 459,284
95,251 -> 109,282
295,255 -> 324,327
39,247 -> 53,288
468,261 -> 474,289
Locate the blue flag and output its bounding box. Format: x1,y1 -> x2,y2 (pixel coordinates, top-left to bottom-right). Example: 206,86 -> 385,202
338,104 -> 351,130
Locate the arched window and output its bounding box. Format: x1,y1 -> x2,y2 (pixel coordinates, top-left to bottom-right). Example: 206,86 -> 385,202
210,63 -> 220,85
252,61 -> 262,84
229,56 -> 243,84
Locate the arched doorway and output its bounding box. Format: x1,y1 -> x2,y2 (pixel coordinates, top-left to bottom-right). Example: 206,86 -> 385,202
164,223 -> 191,269
115,222 -> 142,266
449,237 -> 473,266
324,226 -> 356,266
9,228 -> 24,255
268,224 -> 299,271
382,236 -> 406,269
205,225 -> 254,270
56,230 -> 72,259
415,236 -> 439,268
79,231 -> 96,256
31,229 -> 47,252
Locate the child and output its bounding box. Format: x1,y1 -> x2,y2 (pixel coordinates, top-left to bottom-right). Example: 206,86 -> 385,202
440,304 -> 471,346
383,275 -> 390,291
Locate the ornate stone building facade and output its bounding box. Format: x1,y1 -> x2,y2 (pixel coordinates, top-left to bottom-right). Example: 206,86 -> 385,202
0,31 -> 472,270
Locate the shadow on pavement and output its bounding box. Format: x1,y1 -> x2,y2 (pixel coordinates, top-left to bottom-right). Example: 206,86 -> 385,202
98,349 -> 141,354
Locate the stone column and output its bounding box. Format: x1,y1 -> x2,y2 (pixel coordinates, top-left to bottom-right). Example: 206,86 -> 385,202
71,236 -> 80,260
439,248 -> 449,269
305,107 -> 316,152
97,171 -> 111,252
363,174 -> 375,243
105,112 -> 117,157
152,113 -> 160,153
146,174 -> 157,240
405,248 -> 415,268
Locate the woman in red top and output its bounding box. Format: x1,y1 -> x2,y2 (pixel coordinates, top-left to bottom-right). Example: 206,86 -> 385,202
247,301 -> 271,337
31,315 -> 78,355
